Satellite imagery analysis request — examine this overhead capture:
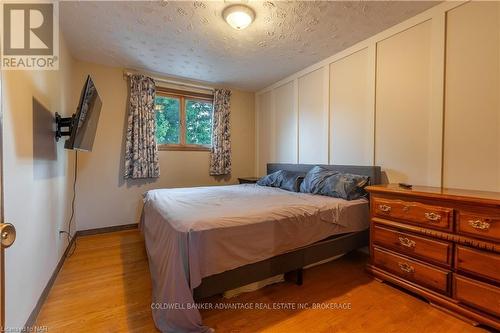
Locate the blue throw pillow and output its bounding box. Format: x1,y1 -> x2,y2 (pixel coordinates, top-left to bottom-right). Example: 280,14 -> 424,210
300,166 -> 369,200
299,166 -> 339,194
257,170 -> 303,192
318,173 -> 370,200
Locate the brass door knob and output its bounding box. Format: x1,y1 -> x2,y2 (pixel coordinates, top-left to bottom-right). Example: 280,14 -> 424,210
0,223 -> 16,248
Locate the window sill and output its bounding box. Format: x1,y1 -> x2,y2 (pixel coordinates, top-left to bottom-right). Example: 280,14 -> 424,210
158,144 -> 211,152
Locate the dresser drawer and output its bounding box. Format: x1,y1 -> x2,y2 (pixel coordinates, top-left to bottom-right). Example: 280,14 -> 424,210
372,225 -> 452,266
455,245 -> 500,283
453,274 -> 500,317
372,246 -> 450,294
457,211 -> 500,243
372,197 -> 453,231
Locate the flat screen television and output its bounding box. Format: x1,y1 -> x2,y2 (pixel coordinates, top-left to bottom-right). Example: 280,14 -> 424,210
64,75 -> 102,151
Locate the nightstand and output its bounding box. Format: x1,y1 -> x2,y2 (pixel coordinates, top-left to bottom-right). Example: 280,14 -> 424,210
238,177 -> 260,184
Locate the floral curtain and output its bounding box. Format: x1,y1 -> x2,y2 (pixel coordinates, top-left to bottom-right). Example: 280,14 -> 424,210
124,74 -> 160,179
209,89 -> 232,176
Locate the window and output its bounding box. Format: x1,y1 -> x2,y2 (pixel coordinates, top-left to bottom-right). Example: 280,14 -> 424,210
155,88 -> 214,151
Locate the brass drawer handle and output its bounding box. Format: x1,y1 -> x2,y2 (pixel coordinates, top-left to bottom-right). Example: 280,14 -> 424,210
398,262 -> 415,273
468,220 -> 490,230
378,204 -> 391,212
424,212 -> 441,222
398,236 -> 416,248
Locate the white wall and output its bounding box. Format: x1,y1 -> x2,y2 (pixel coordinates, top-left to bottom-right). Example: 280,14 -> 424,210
375,20 -> 435,185
71,61 -> 256,230
329,47 -> 374,166
298,68 -> 329,164
256,91 -> 273,176
273,81 -> 297,164
256,1 -> 500,192
2,35 -> 75,328
443,2 -> 500,191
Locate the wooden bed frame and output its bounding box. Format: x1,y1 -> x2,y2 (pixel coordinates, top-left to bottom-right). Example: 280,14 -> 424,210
193,163 -> 382,300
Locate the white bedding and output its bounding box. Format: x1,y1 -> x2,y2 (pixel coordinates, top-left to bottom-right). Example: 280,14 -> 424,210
141,184 -> 369,332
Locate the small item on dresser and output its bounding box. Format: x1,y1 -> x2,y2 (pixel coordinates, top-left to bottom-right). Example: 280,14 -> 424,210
398,182 -> 413,189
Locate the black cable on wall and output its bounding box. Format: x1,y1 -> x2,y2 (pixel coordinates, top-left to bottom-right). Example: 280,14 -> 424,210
61,151 -> 78,257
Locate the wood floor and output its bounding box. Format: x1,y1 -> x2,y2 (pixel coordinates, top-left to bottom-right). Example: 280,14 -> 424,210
35,230 -> 488,333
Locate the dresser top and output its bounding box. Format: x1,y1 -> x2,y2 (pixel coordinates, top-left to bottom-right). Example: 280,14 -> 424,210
366,184 -> 500,206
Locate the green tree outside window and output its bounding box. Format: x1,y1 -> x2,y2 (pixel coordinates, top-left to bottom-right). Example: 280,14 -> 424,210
155,96 -> 180,144
185,99 -> 213,145
155,95 -> 213,147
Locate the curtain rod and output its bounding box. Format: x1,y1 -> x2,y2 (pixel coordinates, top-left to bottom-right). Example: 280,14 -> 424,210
123,71 -> 215,92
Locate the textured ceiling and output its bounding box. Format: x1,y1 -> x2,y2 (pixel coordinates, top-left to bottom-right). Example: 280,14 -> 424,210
61,1 -> 439,91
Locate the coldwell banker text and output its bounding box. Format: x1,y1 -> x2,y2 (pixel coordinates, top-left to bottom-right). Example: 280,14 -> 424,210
1,2 -> 59,70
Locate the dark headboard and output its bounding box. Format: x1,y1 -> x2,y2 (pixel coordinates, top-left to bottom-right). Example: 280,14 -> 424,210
267,163 -> 382,185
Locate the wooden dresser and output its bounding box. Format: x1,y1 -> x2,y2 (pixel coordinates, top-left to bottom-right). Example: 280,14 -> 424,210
366,184 -> 500,330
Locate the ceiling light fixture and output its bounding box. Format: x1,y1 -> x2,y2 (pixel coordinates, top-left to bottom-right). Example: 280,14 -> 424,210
223,4 -> 255,30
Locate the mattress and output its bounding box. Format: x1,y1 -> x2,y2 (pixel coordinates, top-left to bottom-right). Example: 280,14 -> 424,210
141,184 -> 369,333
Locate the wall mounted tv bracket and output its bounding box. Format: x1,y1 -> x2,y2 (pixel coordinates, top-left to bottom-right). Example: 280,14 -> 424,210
55,112 -> 75,141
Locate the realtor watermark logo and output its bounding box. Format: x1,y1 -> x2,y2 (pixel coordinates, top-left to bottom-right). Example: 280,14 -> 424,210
1,1 -> 59,70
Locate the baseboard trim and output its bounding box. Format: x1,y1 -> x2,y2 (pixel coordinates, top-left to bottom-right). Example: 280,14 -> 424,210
76,223 -> 138,237
23,223 -> 138,329
23,234 -> 76,329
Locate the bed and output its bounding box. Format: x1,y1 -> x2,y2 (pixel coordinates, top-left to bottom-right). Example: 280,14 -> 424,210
141,163 -> 381,333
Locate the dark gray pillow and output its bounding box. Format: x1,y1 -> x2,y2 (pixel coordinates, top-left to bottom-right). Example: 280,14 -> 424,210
256,170 -> 282,187
257,170 -> 303,192
299,166 -> 339,194
318,173 -> 370,200
300,166 -> 369,200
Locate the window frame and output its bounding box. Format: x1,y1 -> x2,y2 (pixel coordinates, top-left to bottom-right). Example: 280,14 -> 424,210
155,87 -> 214,152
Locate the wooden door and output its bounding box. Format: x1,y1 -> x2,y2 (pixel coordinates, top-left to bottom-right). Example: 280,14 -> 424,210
0,66 -> 4,330
0,68 -> 17,331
